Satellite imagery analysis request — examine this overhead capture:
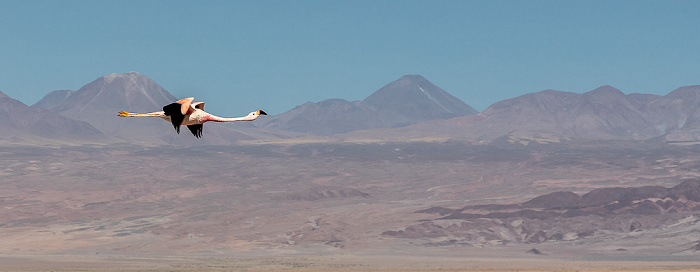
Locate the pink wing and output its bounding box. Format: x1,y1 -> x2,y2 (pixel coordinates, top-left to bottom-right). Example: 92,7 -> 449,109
176,97 -> 195,115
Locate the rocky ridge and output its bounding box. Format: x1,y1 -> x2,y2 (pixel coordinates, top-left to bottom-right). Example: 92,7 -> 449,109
384,180 -> 700,247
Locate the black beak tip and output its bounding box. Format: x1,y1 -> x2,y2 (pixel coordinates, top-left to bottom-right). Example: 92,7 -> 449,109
259,110 -> 267,115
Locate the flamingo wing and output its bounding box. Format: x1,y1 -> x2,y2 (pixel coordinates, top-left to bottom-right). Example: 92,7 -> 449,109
163,102 -> 185,133
176,97 -> 195,115
187,124 -> 203,138
191,101 -> 205,111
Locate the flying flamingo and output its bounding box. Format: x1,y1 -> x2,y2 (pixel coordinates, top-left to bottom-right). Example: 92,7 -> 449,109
118,97 -> 267,138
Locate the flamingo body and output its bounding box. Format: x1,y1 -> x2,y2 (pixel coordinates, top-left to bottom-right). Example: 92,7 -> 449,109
118,97 -> 266,138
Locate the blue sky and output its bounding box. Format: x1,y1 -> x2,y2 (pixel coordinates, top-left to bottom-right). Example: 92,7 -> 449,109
1,0 -> 699,116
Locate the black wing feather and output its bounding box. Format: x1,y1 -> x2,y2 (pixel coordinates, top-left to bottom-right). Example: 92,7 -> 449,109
187,124 -> 203,138
162,103 -> 185,134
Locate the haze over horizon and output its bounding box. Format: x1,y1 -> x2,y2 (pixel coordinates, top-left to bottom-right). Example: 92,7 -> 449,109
2,0 -> 699,116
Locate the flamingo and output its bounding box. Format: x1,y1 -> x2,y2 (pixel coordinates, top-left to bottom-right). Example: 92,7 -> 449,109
118,97 -> 267,138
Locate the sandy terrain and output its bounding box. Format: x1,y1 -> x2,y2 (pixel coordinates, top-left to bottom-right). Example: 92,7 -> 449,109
3,143 -> 700,271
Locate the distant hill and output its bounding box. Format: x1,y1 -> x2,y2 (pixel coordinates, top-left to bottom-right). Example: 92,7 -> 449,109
257,75 -> 478,136
255,99 -> 379,136
469,85 -> 659,140
0,90 -> 102,143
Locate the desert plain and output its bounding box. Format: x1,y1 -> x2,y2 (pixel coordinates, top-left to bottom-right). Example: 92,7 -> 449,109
2,139 -> 700,271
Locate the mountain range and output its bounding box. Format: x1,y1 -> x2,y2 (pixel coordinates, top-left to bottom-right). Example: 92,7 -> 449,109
339,84 -> 700,144
2,71 -> 700,145
255,75 -> 478,136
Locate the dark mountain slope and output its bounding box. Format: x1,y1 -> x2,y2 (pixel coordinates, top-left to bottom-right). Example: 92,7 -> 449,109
0,91 -> 102,142
31,89 -> 74,109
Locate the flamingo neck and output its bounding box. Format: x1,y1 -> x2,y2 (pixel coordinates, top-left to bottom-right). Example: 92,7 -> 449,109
205,114 -> 255,123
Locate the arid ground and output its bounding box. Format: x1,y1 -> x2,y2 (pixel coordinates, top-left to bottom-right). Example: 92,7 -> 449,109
3,140 -> 700,271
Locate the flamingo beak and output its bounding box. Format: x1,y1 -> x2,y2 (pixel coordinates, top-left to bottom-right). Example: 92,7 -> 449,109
257,110 -> 267,115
